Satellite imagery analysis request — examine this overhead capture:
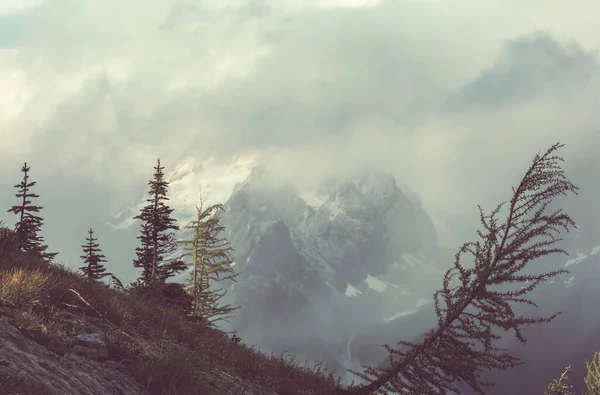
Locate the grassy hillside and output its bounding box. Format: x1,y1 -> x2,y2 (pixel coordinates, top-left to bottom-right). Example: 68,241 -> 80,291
0,228 -> 344,394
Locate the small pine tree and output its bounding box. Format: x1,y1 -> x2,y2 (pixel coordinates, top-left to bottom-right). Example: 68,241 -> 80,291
133,158 -> 186,285
79,228 -> 110,280
7,162 -> 57,263
180,199 -> 239,325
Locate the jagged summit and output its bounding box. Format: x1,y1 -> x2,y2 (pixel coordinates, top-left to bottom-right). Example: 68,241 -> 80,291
220,167 -> 443,322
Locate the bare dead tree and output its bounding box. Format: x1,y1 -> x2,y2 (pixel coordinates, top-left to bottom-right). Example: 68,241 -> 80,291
334,142 -> 579,395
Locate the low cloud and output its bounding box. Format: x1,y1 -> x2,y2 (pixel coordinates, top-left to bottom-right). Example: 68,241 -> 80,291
0,0 -> 599,221
450,32 -> 599,109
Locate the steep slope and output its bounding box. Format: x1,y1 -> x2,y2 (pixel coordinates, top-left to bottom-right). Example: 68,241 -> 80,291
0,236 -> 339,394
108,158 -> 456,380
0,303 -> 144,395
0,302 -> 281,395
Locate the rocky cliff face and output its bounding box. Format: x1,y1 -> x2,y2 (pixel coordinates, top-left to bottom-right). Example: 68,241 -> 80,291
212,167 -> 453,373
0,302 -> 144,395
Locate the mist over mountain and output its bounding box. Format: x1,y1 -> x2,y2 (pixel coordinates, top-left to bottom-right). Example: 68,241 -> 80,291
107,154 -> 600,392
220,166 -> 451,352
107,160 -> 459,375
3,1 -> 600,392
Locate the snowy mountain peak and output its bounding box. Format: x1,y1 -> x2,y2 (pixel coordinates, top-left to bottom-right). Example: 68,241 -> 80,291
318,179 -> 375,221
215,166 -> 448,334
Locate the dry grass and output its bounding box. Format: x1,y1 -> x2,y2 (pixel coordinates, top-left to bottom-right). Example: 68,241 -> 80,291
0,244 -> 344,394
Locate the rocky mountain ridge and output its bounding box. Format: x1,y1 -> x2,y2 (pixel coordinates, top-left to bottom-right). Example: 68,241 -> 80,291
191,166 -> 448,331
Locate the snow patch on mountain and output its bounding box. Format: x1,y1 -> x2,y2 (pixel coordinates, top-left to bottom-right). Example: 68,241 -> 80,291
345,284 -> 363,298
383,297 -> 432,323
364,275 -> 387,292
299,191 -> 326,209
565,252 -> 588,267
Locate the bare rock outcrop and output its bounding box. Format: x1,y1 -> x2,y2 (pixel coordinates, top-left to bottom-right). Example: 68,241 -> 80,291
0,312 -> 145,395
0,301 -> 278,395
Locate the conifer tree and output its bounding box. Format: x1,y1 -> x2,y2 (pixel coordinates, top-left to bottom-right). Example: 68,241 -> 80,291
583,351 -> 600,395
7,162 -> 57,263
334,143 -> 579,395
79,228 -> 110,280
133,158 -> 186,285
180,200 -> 239,325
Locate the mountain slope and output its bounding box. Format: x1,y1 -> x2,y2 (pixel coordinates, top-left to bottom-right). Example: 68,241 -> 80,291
0,236 -> 340,394
108,158 -> 457,381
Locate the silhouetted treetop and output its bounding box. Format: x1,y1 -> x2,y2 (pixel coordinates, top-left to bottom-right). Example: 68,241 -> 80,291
133,158 -> 185,284
7,162 -> 56,263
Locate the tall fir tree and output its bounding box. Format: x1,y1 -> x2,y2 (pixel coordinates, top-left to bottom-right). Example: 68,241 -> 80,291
133,158 -> 186,285
7,162 -> 57,263
180,200 -> 239,325
79,228 -> 110,280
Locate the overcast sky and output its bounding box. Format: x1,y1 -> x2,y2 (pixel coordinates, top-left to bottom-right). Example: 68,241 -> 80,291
1,0 -> 599,274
